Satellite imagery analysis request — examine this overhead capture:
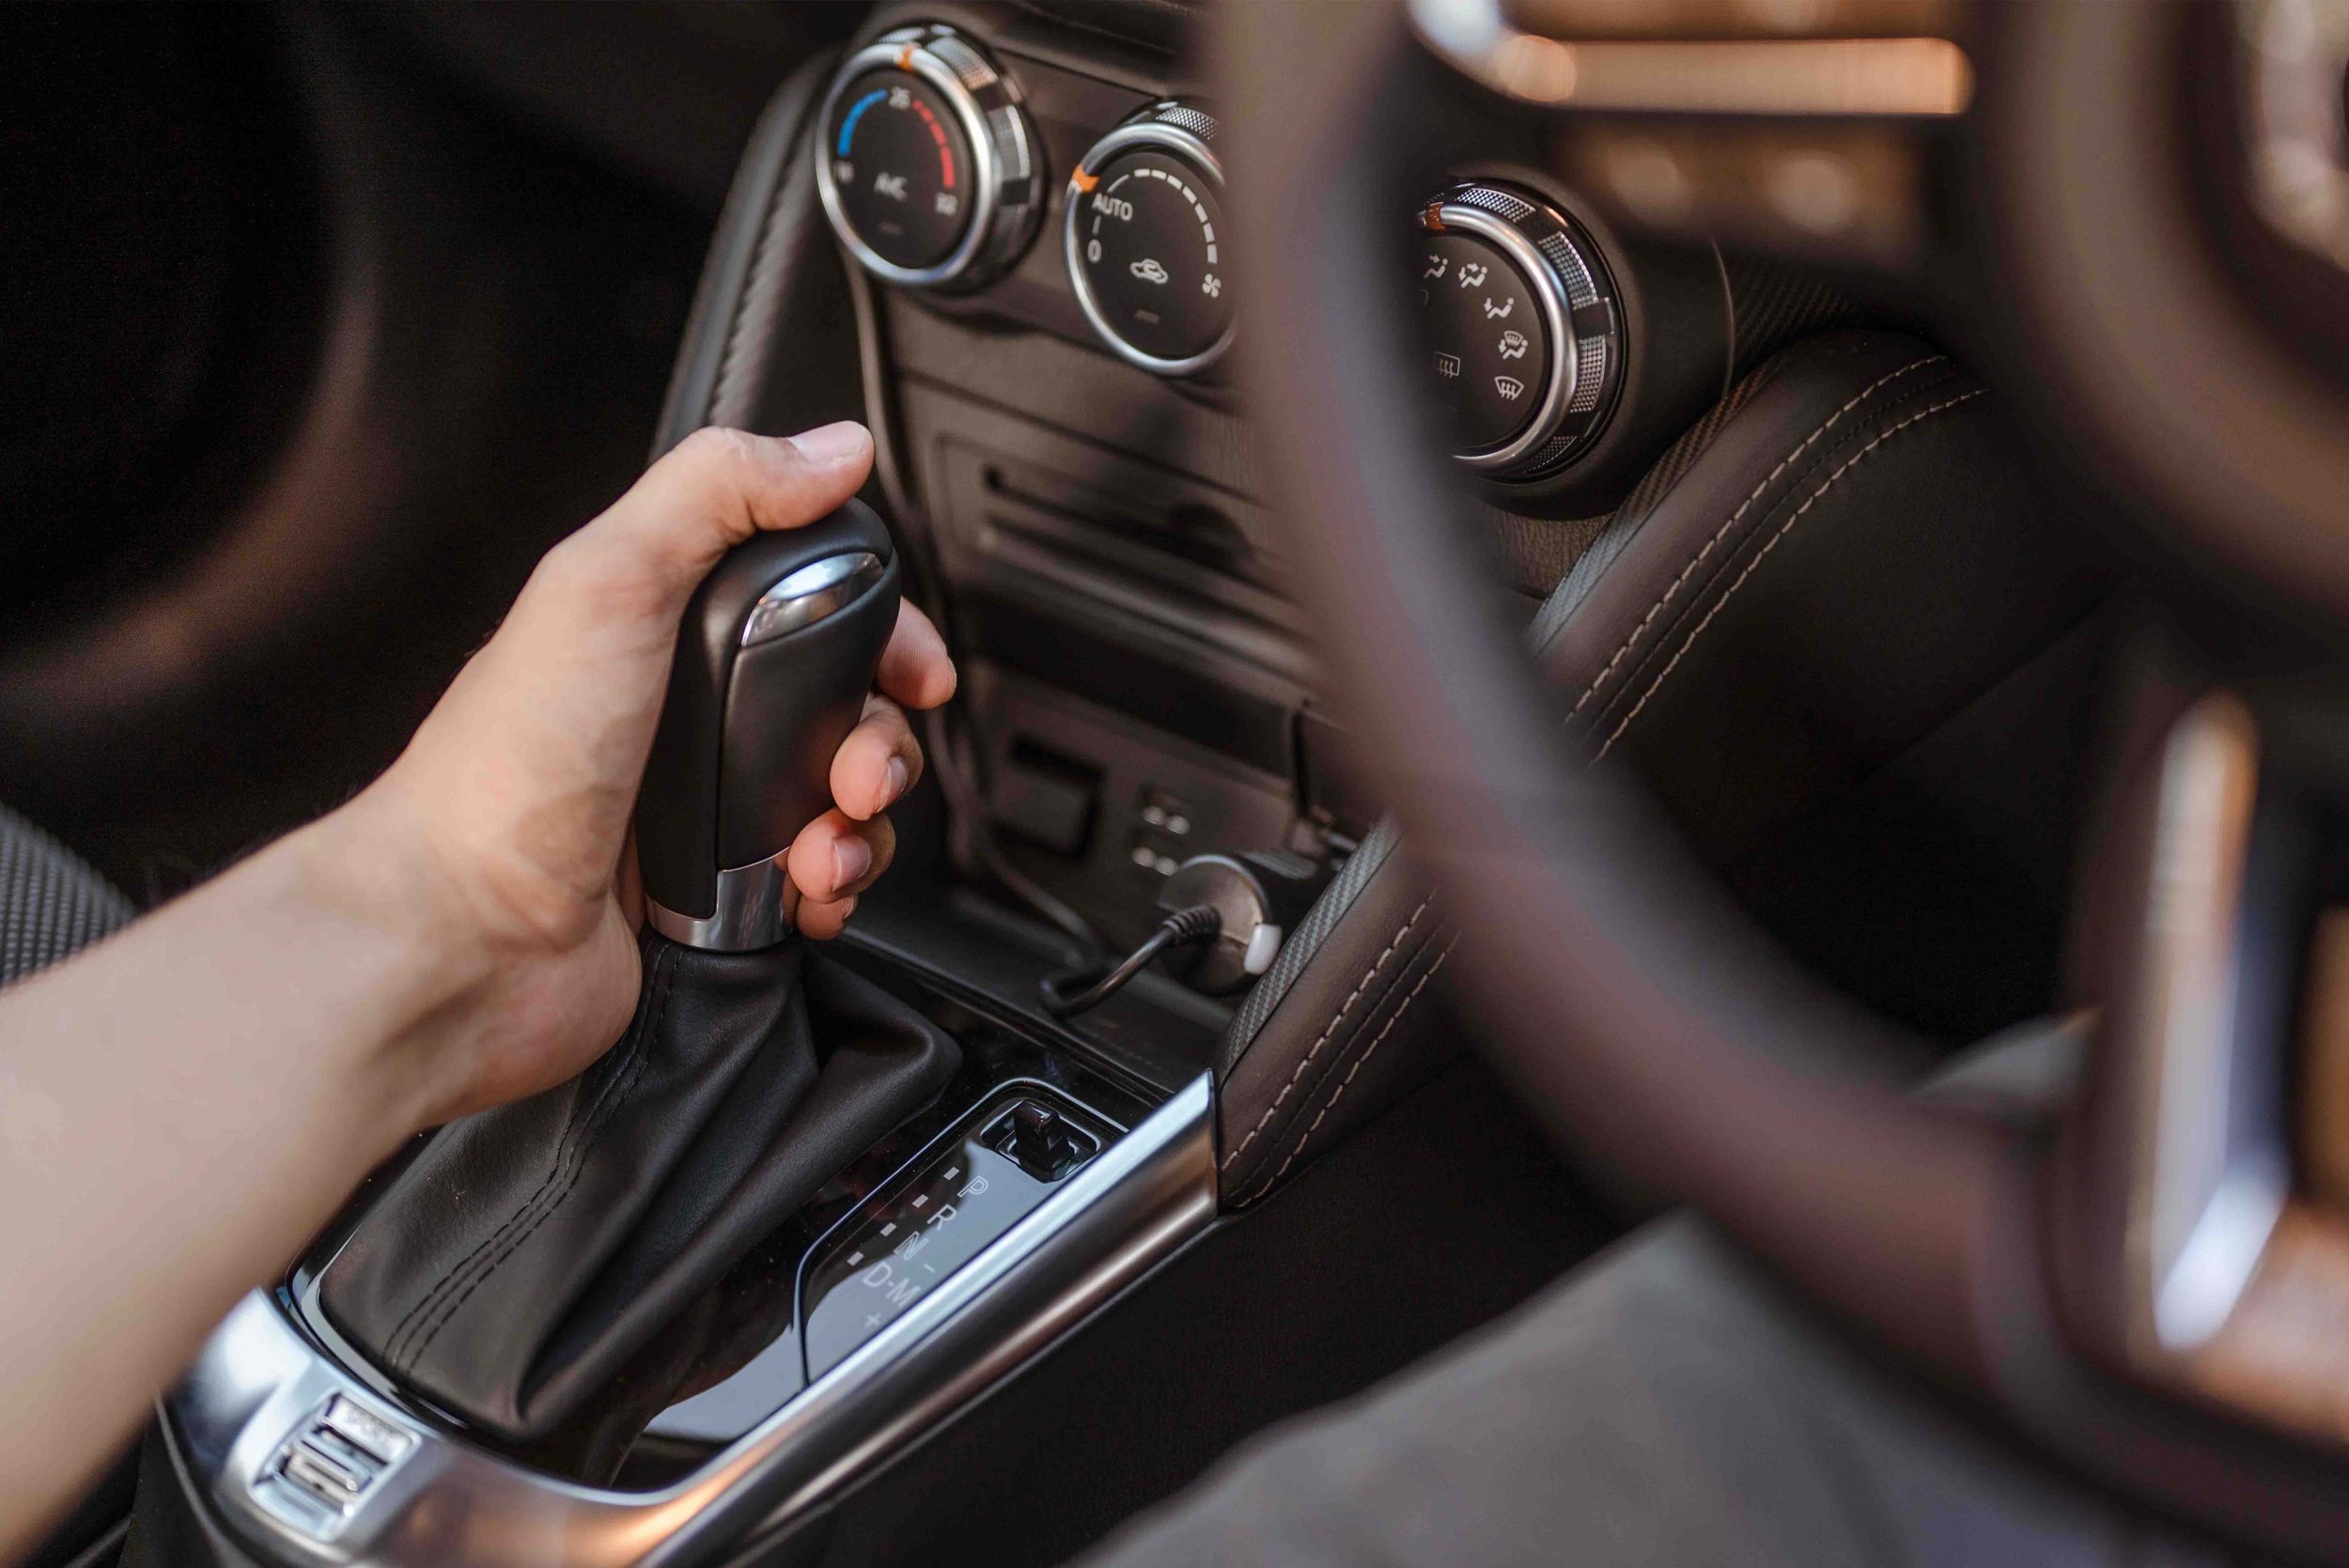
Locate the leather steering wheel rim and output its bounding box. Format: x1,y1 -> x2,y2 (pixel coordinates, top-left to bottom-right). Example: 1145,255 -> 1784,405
1218,0 -> 2009,1379
1216,5 -> 2349,1550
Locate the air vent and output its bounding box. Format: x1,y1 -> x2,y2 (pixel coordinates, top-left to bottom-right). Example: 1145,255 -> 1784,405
973,453 -> 1268,591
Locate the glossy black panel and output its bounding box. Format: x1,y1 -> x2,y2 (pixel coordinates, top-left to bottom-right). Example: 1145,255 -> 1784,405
801,1087 -> 1111,1380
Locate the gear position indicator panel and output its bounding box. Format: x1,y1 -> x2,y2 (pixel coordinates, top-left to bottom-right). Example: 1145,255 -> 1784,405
800,1088 -> 1110,1379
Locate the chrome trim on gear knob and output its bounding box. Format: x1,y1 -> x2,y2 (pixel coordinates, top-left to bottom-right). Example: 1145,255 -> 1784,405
646,860 -> 792,953
742,551 -> 886,647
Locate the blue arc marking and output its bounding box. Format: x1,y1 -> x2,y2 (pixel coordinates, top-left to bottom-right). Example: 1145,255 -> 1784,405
836,89 -> 888,158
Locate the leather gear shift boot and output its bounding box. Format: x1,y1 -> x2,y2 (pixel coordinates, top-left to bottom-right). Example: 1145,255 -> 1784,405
319,928 -> 959,1441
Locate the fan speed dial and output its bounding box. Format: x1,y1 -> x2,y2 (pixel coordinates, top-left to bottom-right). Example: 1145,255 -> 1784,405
1065,103 -> 1234,377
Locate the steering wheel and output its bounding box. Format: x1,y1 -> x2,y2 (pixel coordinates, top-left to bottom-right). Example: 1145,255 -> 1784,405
1220,2 -> 2349,1552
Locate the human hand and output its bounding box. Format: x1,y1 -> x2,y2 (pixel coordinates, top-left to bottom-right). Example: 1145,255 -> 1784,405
325,423 -> 956,1125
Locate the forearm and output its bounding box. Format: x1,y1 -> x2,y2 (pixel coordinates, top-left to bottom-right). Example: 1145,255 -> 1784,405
0,423 -> 936,1554
0,800 -> 466,1557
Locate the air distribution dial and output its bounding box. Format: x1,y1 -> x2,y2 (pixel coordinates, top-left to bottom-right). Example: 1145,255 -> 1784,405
1414,182 -> 1625,479
1064,102 -> 1234,377
816,25 -> 1044,289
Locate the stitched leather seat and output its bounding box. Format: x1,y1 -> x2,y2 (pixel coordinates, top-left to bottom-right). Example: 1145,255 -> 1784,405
1215,332 -> 2115,1203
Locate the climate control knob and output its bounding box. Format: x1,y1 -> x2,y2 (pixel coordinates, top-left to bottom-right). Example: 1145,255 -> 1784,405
816,26 -> 1044,290
1065,102 -> 1234,377
1414,183 -> 1624,479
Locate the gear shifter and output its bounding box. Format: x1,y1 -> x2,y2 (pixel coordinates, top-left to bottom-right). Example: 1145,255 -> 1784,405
637,500 -> 900,949
318,500 -> 957,1451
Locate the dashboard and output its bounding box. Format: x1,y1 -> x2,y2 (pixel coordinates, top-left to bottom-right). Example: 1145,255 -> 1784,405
817,1 -> 1863,952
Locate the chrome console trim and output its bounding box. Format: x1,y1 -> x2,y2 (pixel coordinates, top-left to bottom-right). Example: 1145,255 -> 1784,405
167,1073 -> 1218,1567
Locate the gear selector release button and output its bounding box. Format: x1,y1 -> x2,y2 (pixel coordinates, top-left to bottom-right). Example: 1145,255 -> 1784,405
996,1100 -> 1095,1180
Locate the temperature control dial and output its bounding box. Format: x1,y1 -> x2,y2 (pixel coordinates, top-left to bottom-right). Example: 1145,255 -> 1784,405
1415,183 -> 1624,478
816,26 -> 1043,290
1065,103 -> 1234,377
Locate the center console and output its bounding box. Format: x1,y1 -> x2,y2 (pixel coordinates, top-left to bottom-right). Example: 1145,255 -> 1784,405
150,5 -> 1770,1561
171,945 -> 1211,1565
816,4 -> 1750,956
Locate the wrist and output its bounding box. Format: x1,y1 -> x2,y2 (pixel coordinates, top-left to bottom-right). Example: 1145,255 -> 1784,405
281,791 -> 498,1144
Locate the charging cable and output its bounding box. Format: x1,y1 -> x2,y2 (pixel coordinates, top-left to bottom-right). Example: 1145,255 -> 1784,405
1039,905 -> 1221,1017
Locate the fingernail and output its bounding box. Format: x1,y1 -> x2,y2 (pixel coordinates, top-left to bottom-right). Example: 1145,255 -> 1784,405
790,421 -> 869,467
832,835 -> 873,893
884,756 -> 910,806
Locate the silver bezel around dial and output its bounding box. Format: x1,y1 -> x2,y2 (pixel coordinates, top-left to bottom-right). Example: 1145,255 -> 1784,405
816,34 -> 1008,289
1426,200 -> 1579,474
1064,119 -> 1236,378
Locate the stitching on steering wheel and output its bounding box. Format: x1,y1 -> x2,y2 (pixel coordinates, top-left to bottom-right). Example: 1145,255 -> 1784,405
1567,355 -> 1945,721
1220,893 -> 1434,1171
1595,387 -> 1988,761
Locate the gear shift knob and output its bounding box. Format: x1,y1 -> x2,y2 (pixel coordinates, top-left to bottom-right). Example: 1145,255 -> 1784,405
636,499 -> 900,950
